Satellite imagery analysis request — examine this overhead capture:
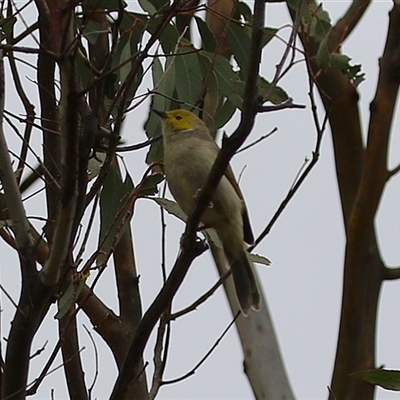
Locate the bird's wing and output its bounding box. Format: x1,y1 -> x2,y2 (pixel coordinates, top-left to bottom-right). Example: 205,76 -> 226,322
203,140 -> 255,245
224,165 -> 254,245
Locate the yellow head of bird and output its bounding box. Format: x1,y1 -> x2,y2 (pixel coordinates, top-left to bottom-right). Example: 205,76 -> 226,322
152,109 -> 206,133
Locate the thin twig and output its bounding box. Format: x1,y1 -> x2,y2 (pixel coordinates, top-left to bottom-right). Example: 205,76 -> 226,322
83,325 -> 99,398
0,283 -> 21,315
161,312 -> 240,385
29,340 -> 48,360
251,73 -> 328,251
237,127 -> 278,154
116,135 -> 161,152
169,270 -> 231,320
258,99 -> 306,112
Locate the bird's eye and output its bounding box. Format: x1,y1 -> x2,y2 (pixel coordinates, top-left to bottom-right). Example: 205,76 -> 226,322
175,115 -> 182,120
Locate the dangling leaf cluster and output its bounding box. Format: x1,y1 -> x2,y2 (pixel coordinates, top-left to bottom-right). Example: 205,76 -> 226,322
286,0 -> 365,87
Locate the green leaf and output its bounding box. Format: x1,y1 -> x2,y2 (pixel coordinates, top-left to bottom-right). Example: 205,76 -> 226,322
113,15 -> 145,87
348,64 -> 365,87
0,219 -> 12,229
226,22 -> 251,74
138,0 -> 157,15
351,369 -> 400,391
145,56 -> 174,164
316,36 -> 330,71
76,49 -> 93,91
145,0 -> 170,13
286,1 -> 331,42
153,197 -> 188,222
154,198 -> 212,238
200,51 -> 245,109
203,228 -> 223,249
0,15 -> 16,39
329,54 -> 365,86
119,38 -> 132,84
329,53 -> 351,71
147,18 -> 179,54
258,77 -> 289,105
213,99 -> 236,130
80,18 -> 105,45
236,1 -> 253,23
175,47 -> 203,105
55,279 -> 86,320
98,165 -> 135,265
138,173 -> 164,196
194,17 -> 216,52
309,5 -> 331,41
249,253 -> 271,267
262,27 -> 278,48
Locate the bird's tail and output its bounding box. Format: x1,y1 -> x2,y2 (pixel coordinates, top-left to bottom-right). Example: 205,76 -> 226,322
226,247 -> 261,316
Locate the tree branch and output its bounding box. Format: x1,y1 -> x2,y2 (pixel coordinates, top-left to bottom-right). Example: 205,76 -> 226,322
0,51 -> 32,252
383,266 -> 400,280
40,15 -> 80,286
329,0 -> 371,50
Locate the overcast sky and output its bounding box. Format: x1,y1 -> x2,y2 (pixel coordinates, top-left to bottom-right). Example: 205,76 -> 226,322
1,1 -> 400,399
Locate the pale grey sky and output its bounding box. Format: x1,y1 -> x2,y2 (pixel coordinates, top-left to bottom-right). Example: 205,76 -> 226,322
1,1 -> 400,399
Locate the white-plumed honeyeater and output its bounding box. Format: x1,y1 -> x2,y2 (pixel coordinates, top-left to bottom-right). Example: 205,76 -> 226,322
153,108 -> 261,316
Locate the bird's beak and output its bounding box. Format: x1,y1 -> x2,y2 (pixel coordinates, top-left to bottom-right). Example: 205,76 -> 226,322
151,108 -> 167,119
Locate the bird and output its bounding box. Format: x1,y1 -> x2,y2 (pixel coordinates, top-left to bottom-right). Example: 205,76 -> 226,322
152,108 -> 261,316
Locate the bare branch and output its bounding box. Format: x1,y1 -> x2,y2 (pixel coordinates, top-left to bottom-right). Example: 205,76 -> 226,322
40,19 -> 80,286
82,325 -> 99,397
383,266 -> 400,281
258,99 -> 306,113
169,271 -> 230,320
329,0 -> 372,50
161,313 -> 239,385
116,136 -> 161,152
0,51 -> 32,251
387,162 -> 400,179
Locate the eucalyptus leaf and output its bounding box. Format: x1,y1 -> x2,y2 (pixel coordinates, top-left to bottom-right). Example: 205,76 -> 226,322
249,253 -> 271,267
80,19 -> 105,45
145,56 -> 173,164
351,369 -> 400,391
55,279 -> 86,320
203,228 -> 223,249
175,47 -> 203,105
213,99 -> 236,130
262,27 -> 278,48
119,39 -> 132,84
138,0 -> 157,15
236,1 -> 253,23
138,173 -> 164,196
147,18 -> 179,54
316,36 -> 330,71
0,219 -> 12,229
226,22 -> 251,74
98,165 -> 135,266
258,77 -> 289,105
0,15 -> 16,36
153,197 -> 188,222
309,6 -> 331,41
200,51 -> 245,109
194,17 -> 216,52
329,53 -> 351,71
